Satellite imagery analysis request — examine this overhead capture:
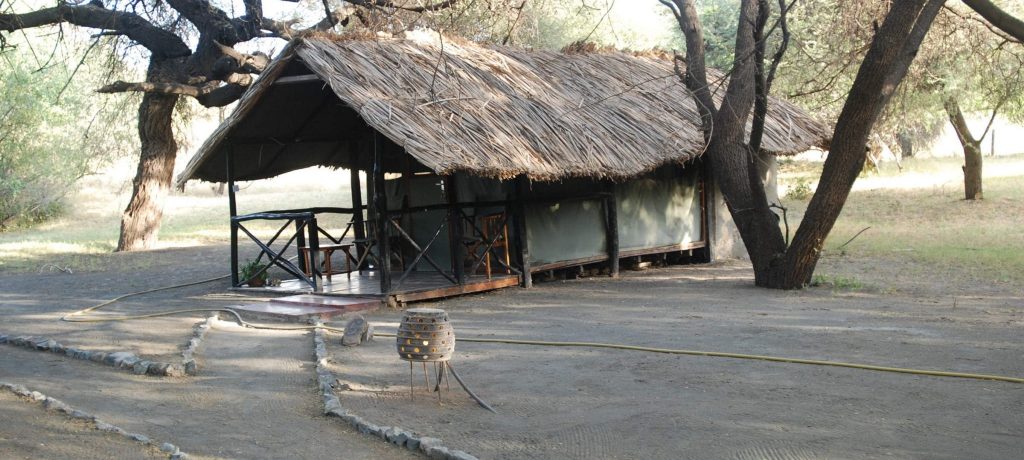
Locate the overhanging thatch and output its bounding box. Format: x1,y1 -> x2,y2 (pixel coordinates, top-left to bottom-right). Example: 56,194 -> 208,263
177,30 -> 829,187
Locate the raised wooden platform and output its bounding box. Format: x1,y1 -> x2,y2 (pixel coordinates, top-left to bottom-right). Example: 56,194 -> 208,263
230,294 -> 381,321
235,271 -> 520,305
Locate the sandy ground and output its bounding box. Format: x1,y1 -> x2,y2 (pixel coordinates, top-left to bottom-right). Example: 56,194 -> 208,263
1,244 -> 1021,459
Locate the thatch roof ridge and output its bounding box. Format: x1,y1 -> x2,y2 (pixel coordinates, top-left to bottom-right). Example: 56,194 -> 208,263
177,29 -> 829,187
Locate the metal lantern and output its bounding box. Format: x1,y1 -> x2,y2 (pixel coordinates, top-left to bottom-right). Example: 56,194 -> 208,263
397,308 -> 455,362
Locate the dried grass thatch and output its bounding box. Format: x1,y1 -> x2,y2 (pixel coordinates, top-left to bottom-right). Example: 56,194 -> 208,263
178,30 -> 829,186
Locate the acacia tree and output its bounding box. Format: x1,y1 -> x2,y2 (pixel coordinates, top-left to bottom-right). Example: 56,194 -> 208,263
0,0 -> 454,251
659,0 -> 1023,288
778,0 -> 1024,200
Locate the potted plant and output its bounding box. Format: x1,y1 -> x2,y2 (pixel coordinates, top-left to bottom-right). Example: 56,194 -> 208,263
240,259 -> 268,287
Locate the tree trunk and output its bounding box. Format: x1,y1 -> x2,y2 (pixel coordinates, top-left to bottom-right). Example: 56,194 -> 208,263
117,60 -> 179,251
765,0 -> 944,289
944,97 -> 984,200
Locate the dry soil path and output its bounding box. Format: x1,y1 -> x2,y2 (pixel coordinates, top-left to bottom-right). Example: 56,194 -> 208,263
0,322 -> 415,459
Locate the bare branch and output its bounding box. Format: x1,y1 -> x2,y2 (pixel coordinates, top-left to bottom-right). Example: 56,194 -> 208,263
961,0 -> 1024,43
97,79 -> 244,107
0,3 -> 190,58
347,0 -> 459,13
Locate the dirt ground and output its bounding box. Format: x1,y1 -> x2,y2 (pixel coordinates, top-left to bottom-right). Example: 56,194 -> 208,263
1,244 -> 1021,459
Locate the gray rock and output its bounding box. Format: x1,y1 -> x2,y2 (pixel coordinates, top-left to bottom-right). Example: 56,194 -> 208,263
43,339 -> 58,351
77,351 -> 92,361
89,352 -> 107,363
323,396 -> 343,414
357,422 -> 382,437
43,397 -> 70,412
170,452 -> 188,460
32,337 -> 50,350
394,430 -> 412,448
64,347 -> 77,357
383,427 -> 399,443
159,443 -> 177,453
404,434 -> 420,451
447,450 -> 478,460
9,384 -> 30,397
426,446 -> 451,460
95,421 -> 117,432
30,391 -> 46,401
12,336 -> 27,346
0,334 -> 8,343
127,433 -> 150,443
164,364 -> 185,377
146,363 -> 170,376
326,408 -> 349,418
106,351 -> 135,366
51,342 -> 64,353
184,360 -> 197,375
418,437 -> 443,452
132,361 -> 151,375
70,410 -> 94,421
363,323 -> 374,342
342,315 -> 368,346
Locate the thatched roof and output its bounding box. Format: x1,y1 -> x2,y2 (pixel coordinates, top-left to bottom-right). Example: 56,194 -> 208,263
177,30 -> 829,187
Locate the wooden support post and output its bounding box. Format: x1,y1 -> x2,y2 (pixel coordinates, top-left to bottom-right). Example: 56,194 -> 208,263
307,216 -> 322,292
295,220 -> 307,273
350,166 -> 367,269
513,175 -> 532,288
373,131 -> 392,294
605,184 -> 619,278
446,174 -> 466,285
227,149 -> 239,287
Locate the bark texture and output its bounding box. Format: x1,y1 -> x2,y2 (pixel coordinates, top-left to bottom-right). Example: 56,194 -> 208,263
664,0 -> 945,289
944,97 -> 984,200
774,0 -> 945,288
117,61 -> 179,252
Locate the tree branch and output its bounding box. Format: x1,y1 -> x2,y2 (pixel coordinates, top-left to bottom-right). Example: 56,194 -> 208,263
97,79 -> 245,107
346,0 -> 459,13
961,0 -> 1024,43
0,3 -> 190,58
662,0 -> 718,140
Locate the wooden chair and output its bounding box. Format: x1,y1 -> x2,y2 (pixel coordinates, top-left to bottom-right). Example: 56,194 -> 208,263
300,243 -> 356,282
466,212 -> 511,278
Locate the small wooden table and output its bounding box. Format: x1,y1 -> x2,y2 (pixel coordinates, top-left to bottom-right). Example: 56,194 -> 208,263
300,243 -> 356,282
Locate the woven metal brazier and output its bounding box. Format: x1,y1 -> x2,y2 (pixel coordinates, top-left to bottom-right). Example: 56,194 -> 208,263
397,308 -> 455,362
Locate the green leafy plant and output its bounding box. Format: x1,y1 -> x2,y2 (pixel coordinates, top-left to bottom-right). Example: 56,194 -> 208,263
785,178 -> 814,200
240,259 -> 268,287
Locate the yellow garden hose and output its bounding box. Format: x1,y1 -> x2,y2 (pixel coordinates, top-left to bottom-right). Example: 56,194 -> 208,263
373,333 -> 1024,384
59,277 -> 1023,385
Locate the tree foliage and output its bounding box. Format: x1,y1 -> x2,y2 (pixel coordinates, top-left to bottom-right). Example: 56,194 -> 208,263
0,36 -> 137,230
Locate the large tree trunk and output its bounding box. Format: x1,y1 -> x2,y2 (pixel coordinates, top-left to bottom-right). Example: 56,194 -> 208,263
117,60 -> 179,252
764,0 -> 944,288
944,97 -> 984,200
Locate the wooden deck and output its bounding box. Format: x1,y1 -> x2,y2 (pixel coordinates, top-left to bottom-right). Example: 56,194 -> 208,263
238,271 -> 520,304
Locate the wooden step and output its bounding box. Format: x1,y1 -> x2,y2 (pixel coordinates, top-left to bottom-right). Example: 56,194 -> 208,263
230,295 -> 381,321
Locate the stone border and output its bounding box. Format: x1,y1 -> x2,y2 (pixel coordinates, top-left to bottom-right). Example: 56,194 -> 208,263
181,314 -> 217,375
0,381 -> 189,459
0,334 -> 184,377
312,325 -> 477,460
